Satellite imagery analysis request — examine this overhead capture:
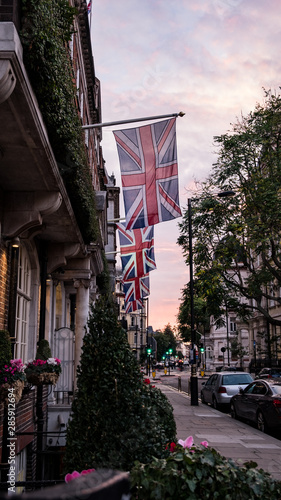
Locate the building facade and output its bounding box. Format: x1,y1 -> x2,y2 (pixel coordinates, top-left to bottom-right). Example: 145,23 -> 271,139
0,0 -> 117,489
115,273 -> 148,362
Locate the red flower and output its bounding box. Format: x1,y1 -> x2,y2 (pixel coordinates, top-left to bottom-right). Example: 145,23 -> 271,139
144,378 -> 150,385
169,442 -> 177,452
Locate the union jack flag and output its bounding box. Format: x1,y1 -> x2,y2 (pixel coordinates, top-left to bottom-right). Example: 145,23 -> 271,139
113,118 -> 182,230
125,299 -> 144,313
117,223 -> 156,279
123,274 -> 150,303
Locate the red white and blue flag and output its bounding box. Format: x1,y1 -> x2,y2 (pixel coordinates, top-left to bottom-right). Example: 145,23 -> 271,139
117,223 -> 156,279
87,0 -> 91,14
125,299 -> 144,313
123,274 -> 150,303
113,118 -> 182,230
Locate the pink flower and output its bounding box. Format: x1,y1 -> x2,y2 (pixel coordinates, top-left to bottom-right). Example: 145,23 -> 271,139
200,441 -> 208,448
178,436 -> 194,449
65,469 -> 95,483
65,471 -> 81,483
81,469 -> 95,475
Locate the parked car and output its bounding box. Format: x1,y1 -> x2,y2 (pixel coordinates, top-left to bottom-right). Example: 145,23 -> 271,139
230,379 -> 281,433
201,372 -> 253,409
222,366 -> 244,372
255,367 -> 281,380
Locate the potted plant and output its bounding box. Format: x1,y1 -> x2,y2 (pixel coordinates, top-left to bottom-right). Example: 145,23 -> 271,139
25,339 -> 61,386
0,330 -> 26,404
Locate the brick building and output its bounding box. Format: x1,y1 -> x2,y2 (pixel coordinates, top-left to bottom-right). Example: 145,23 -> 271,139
0,0 -> 118,490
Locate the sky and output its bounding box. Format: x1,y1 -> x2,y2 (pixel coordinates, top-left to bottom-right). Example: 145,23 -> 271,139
90,0 -> 281,331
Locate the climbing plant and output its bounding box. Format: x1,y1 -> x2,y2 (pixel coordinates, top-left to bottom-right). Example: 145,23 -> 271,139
20,0 -> 99,243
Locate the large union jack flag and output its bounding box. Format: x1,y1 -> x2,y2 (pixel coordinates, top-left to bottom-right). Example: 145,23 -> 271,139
125,299 -> 144,313
113,118 -> 182,230
123,274 -> 150,303
117,223 -> 156,279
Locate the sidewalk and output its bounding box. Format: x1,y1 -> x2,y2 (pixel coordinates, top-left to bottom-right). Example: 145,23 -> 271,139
154,379 -> 281,482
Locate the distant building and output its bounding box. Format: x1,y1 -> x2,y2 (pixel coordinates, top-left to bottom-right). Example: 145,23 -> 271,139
115,272 -> 148,361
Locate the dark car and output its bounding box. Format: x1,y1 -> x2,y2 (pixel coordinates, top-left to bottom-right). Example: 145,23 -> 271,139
230,379 -> 281,433
201,372 -> 253,409
255,367 -> 281,380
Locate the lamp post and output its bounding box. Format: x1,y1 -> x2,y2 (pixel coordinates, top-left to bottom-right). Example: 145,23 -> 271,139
188,190 -> 235,406
225,301 -> 230,366
188,197 -> 198,405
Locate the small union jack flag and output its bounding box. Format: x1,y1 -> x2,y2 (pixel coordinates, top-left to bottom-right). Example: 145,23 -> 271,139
87,0 -> 91,14
117,223 -> 156,279
123,274 -> 150,303
113,118 -> 182,230
125,299 -> 144,313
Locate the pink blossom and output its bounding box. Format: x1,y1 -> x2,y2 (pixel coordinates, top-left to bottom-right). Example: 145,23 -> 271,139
178,436 -> 194,449
65,469 -> 95,483
200,441 -> 208,448
65,471 -> 81,483
81,469 -> 95,475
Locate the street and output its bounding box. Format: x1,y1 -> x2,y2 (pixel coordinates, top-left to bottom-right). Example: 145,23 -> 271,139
156,369 -> 281,440
154,381 -> 281,482
154,369 -> 206,397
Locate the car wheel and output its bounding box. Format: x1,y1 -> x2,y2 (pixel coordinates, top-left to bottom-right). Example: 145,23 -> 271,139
201,392 -> 207,404
257,411 -> 267,433
212,396 -> 219,410
230,402 -> 237,419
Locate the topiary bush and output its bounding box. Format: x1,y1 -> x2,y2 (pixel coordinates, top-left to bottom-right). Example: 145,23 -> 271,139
35,339 -> 52,360
130,439 -> 281,500
0,330 -> 12,368
64,296 -> 176,473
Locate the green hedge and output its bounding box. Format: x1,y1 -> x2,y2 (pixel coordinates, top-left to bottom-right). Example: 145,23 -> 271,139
130,442 -> 281,499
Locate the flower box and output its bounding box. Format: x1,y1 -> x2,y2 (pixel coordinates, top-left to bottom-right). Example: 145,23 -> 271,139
25,357 -> 61,386
0,379 -> 25,404
0,359 -> 26,404
26,371 -> 60,386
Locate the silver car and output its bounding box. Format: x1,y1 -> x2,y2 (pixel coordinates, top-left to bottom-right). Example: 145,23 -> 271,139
201,372 -> 253,409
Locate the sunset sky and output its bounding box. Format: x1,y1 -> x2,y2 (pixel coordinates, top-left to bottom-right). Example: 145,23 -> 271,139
90,0 -> 281,331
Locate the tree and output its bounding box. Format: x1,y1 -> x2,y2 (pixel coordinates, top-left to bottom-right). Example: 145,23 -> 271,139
64,296 -> 176,473
154,324 -> 177,360
178,90 -> 281,330
177,286 -> 210,343
230,336 -> 249,368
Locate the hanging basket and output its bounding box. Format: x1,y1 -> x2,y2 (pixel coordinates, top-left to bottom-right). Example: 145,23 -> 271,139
26,371 -> 60,386
0,379 -> 25,404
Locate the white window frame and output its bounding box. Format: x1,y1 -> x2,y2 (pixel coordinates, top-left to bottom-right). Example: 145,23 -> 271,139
15,247 -> 31,362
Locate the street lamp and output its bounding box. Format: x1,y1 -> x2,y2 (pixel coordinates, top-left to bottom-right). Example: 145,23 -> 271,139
188,190 -> 235,406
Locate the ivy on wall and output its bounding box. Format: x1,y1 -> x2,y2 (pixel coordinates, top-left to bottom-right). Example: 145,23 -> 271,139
20,0 -> 99,243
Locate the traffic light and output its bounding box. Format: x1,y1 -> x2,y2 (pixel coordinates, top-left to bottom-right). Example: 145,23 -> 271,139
146,347 -> 152,355
200,343 -> 204,353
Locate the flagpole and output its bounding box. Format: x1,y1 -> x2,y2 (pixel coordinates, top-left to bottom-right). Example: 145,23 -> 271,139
107,217 -> 126,223
82,111 -> 185,130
